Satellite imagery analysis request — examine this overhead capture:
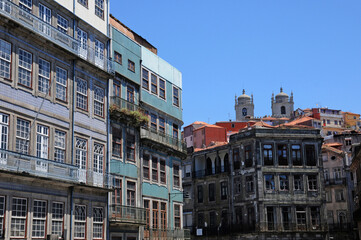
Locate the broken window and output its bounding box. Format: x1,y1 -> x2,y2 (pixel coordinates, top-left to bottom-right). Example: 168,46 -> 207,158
263,144 -> 273,166
279,175 -> 289,191
311,207 -> 321,229
245,145 -> 253,167
291,145 -> 302,166
278,144 -> 288,165
282,207 -> 291,230
306,145 -> 316,166
233,148 -> 240,170
265,174 -> 275,191
296,207 -> 306,230
308,175 -> 318,191
294,175 -> 303,191
246,175 -> 254,193
266,207 -> 275,230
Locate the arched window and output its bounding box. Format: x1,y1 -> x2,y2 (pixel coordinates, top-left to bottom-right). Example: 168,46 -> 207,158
206,157 -> 212,175
242,108 -> 247,116
281,106 -> 286,114
223,154 -> 229,172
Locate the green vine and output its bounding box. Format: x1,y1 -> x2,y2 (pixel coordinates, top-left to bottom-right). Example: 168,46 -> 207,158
109,104 -> 149,127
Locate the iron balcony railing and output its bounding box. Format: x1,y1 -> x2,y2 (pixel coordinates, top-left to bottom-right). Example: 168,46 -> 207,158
144,228 -> 190,240
110,96 -> 142,112
109,204 -> 147,225
192,166 -> 230,178
0,149 -> 113,188
0,0 -> 113,73
324,177 -> 347,186
140,126 -> 187,154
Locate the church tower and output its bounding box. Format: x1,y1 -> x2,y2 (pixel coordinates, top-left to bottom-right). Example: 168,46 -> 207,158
235,89 -> 254,121
271,87 -> 294,118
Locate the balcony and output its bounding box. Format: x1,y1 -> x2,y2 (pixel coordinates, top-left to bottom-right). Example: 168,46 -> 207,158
325,177 -> 346,186
0,149 -> 113,188
109,97 -> 148,127
140,126 -> 187,156
0,0 -> 113,73
144,228 -> 190,240
109,204 -> 146,225
193,166 -> 230,179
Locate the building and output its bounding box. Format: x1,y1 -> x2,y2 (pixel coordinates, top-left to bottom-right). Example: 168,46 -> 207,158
108,15 -> 189,240
350,143 -> 361,240
191,126 -> 327,240
312,108 -> 345,136
235,89 -> 254,121
0,0 -> 112,239
343,112 -> 361,130
271,88 -> 294,118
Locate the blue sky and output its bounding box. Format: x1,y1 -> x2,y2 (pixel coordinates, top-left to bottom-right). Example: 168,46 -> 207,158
110,1 -> 361,127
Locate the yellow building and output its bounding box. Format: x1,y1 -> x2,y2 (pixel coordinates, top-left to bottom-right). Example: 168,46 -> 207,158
343,112 -> 360,130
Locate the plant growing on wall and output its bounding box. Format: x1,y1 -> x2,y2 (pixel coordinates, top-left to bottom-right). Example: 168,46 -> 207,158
109,104 -> 148,127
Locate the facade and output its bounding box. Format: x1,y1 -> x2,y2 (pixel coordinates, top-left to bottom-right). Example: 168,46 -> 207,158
190,126 -> 327,240
0,0 -> 112,239
351,143 -> 361,240
343,112 -> 361,130
235,89 -> 254,121
108,15 -> 189,240
271,88 -> 294,118
312,108 -> 345,136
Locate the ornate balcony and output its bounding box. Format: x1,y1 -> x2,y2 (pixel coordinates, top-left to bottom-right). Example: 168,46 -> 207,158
140,126 -> 187,157
144,228 -> 190,240
0,0 -> 113,73
109,204 -> 147,225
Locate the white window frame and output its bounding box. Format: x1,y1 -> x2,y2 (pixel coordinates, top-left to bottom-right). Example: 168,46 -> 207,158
57,14 -> 68,34
75,138 -> 87,170
0,39 -> 11,79
51,202 -> 64,236
126,181 -> 136,207
93,143 -> 103,173
77,28 -> 88,59
95,0 -> 104,19
32,200 -> 47,238
18,48 -> 32,87
0,196 -> 5,238
95,39 -> 104,67
56,67 -> 67,101
159,78 -> 166,100
36,124 -> 49,159
38,58 -> 50,93
173,163 -> 180,188
142,68 -> 149,90
76,78 -> 87,110
74,205 -> 86,239
0,113 -> 9,162
160,159 -> 166,184
94,86 -> 104,117
174,203 -> 181,229
11,197 -> 27,237
151,73 -> 157,95
16,118 -> 30,154
152,156 -> 158,182
173,86 -> 179,107
308,175 -> 318,191
19,0 -> 32,12
54,130 -> 66,163
93,207 -> 103,239
39,3 -> 51,36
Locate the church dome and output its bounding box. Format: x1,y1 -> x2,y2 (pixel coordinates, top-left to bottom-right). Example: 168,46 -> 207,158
238,89 -> 251,100
275,87 -> 288,98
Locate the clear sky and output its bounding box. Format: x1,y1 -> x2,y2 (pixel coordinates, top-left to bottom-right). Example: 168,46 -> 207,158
110,0 -> 361,128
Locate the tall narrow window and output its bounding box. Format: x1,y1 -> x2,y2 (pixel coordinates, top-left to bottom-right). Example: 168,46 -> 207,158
159,117 -> 165,133
76,78 -> 87,110
281,106 -> 286,114
16,118 -> 30,154
173,87 -> 179,107
174,204 -> 181,228
75,138 -> 87,170
310,207 -> 320,228
127,181 -> 136,206
294,175 -> 303,191
152,201 -> 159,229
95,0 -> 104,18
221,181 -> 228,200
52,202 -> 64,236
279,175 -> 289,191
39,3 -> 51,35
0,113 -> 9,158
160,203 -> 167,229
93,207 -> 103,239
54,130 -> 66,163
128,60 -> 135,72
18,48 -> 32,87
112,178 -> 122,206
245,145 -> 252,167
265,174 -> 275,191
159,79 -> 166,99
93,143 -> 103,174
266,207 -> 275,230
234,177 -> 242,194
197,185 -> 203,203
150,113 -> 157,130
292,145 -> 302,166
151,73 -> 157,94
126,131 -> 135,162
306,145 -> 316,166
152,156 -> 158,182
160,159 -> 166,184
0,39 -> 11,79
296,207 -> 306,230
77,28 -> 88,59
32,200 -> 47,238
142,68 -> 149,90
263,144 -> 273,165
143,154 -> 150,180
19,0 -> 32,12
112,127 -> 122,158
308,175 -> 318,191
282,207 -> 291,230
74,205 -> 86,239
0,196 -> 4,237
57,15 -> 68,34
246,175 -> 254,193
11,197 -> 27,237
38,59 -> 50,93
173,164 -> 180,188
233,148 -> 240,170
95,39 -> 104,67
56,67 -> 67,101
278,144 -> 288,165
127,86 -> 134,103
209,183 -> 215,201
173,124 -> 178,139
333,168 -> 342,180
36,124 -> 49,159
94,86 -> 105,117
144,200 -> 150,230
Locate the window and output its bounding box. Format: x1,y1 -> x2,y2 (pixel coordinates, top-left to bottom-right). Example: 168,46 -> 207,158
78,0 -> 87,7
152,201 -> 158,229
77,28 -> 88,58
56,67 -> 67,101
233,148 -> 240,170
291,145 -> 302,166
114,51 -> 122,64
263,144 -> 273,165
326,190 -> 332,202
150,113 -> 157,130
18,48 -> 32,87
93,143 -> 103,174
112,178 -> 122,205
126,131 -> 135,162
161,202 -> 167,229
38,58 -> 50,93
173,124 -> 178,139
142,68 -> 149,90
173,164 -> 180,188
234,177 -> 242,194
143,154 -> 150,180
74,205 -> 86,239
0,39 -> 11,79
94,86 -> 105,117
144,200 -> 150,230
209,211 -> 216,228
112,127 -> 122,158
266,207 -> 275,230
95,40 -> 104,67
128,60 -> 135,72
160,159 -> 166,184
159,79 -> 166,99
19,0 -> 32,12
152,156 -> 158,182
127,181 -> 136,206
296,207 -> 306,230
281,106 -> 286,114
95,0 -> 104,19
209,183 -> 215,201
52,202 -> 64,236
327,119 -> 330,124
265,174 -> 275,191
0,113 -> 9,157
173,86 -> 179,107
197,213 -> 204,227
345,139 -> 352,146
32,200 -> 47,238
0,196 -> 5,238
334,168 -> 342,180
242,107 -> 247,116
174,204 -> 181,228
308,175 -> 318,191
76,78 -> 87,110
324,169 -> 329,181
334,120 -> 338,125
39,4 -> 51,35
197,185 -> 203,203
36,124 -> 49,159
75,138 -> 87,170
245,145 -> 252,167
279,175 -> 289,191
113,81 -> 120,97
11,198 -> 27,237
336,190 -> 345,201
16,118 -> 30,154
159,117 -> 165,133
310,207 -> 320,228
93,208 -> 103,239
294,175 -> 303,191
278,144 -> 288,165
151,73 -> 158,94
221,181 -> 228,200
282,207 -> 291,230
127,86 -> 134,103
246,175 -> 254,193
57,14 -> 68,34
306,145 -> 316,166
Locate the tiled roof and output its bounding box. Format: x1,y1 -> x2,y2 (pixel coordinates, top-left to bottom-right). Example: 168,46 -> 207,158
194,141 -> 228,152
